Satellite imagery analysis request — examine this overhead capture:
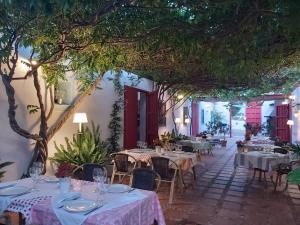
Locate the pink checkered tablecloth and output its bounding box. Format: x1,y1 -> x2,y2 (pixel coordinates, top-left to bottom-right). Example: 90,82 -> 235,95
31,190 -> 165,225
0,178 -> 165,225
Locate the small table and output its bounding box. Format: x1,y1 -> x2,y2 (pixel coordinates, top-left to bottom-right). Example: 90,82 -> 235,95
122,149 -> 200,172
178,140 -> 213,154
234,151 -> 290,175
243,143 -> 280,152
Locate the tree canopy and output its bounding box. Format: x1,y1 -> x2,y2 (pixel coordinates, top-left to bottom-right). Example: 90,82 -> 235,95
1,0 -> 300,97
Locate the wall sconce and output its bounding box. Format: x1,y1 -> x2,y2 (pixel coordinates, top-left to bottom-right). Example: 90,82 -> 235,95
177,94 -> 184,100
73,113 -> 88,133
175,117 -> 181,124
289,95 -> 296,101
184,118 -> 191,124
287,120 -> 294,128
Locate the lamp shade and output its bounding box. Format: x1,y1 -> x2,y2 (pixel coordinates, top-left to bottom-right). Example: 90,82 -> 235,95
73,113 -> 88,123
184,118 -> 191,124
175,117 -> 181,124
287,120 -> 294,126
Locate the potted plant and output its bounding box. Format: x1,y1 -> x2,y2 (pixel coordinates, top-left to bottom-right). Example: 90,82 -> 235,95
288,143 -> 300,160
50,122 -> 110,179
219,122 -> 229,147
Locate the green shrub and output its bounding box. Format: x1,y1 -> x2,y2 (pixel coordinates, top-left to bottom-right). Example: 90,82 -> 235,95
50,122 -> 109,167
0,161 -> 13,181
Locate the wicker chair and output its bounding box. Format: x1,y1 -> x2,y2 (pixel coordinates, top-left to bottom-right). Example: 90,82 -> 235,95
110,153 -> 137,184
151,156 -> 179,204
131,168 -> 161,191
81,163 -> 107,182
273,160 -> 300,191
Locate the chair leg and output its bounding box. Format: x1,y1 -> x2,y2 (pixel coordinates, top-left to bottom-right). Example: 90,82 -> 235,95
169,180 -> 175,204
274,174 -> 279,191
111,171 -> 115,184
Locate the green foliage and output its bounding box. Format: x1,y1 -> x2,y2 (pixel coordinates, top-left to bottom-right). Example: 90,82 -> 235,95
107,71 -> 123,153
26,105 -> 40,114
288,143 -> 300,157
0,161 -> 13,181
206,111 -> 227,135
2,0 -> 300,100
50,122 -> 108,166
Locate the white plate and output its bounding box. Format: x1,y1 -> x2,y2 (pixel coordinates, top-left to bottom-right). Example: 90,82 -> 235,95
107,184 -> 131,193
0,186 -> 30,196
64,199 -> 97,212
43,176 -> 59,183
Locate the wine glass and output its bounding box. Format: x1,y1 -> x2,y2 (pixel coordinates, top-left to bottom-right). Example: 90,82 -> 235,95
29,166 -> 40,191
93,168 -> 107,192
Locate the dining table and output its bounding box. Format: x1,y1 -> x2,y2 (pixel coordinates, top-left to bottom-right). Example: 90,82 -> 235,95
234,151 -> 290,175
121,149 -> 201,172
0,177 -> 166,225
178,140 -> 213,154
243,143 -> 280,152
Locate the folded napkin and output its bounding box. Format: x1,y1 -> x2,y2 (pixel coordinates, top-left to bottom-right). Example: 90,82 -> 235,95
53,189 -> 146,225
52,192 -> 81,208
0,183 -> 16,189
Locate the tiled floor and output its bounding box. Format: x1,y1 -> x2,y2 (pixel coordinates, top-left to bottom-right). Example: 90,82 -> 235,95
159,138 -> 300,225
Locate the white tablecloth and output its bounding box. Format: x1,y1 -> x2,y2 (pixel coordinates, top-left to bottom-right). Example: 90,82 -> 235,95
243,143 -> 280,152
121,149 -> 201,171
234,151 -> 290,174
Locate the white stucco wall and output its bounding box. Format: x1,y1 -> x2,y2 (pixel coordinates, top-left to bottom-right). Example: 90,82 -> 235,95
0,58 -> 48,181
0,62 -> 192,180
291,87 -> 300,143
158,97 -> 192,137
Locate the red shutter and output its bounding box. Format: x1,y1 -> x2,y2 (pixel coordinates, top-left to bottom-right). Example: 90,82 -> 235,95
147,91 -> 159,146
246,102 -> 261,125
192,102 -> 199,136
123,86 -> 138,149
276,104 -> 290,142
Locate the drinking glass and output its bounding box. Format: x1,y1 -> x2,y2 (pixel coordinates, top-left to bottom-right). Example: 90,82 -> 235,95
93,168 -> 107,193
29,166 -> 40,191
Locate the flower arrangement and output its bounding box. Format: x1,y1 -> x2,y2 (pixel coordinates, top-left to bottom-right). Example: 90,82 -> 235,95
55,162 -> 75,178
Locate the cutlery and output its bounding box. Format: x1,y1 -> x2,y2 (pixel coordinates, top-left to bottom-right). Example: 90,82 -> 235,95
127,188 -> 135,193
0,184 -> 16,189
57,196 -> 80,208
83,204 -> 103,215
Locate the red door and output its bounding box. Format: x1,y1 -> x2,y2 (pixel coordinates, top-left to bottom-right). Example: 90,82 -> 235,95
246,102 -> 261,125
123,86 -> 138,149
192,102 -> 199,136
276,104 -> 290,142
147,91 -> 159,146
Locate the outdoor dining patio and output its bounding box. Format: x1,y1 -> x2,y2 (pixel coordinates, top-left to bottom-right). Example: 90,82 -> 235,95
2,1 -> 300,225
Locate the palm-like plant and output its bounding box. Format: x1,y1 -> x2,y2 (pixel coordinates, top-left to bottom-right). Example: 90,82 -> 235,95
0,161 -> 13,181
50,122 -> 109,167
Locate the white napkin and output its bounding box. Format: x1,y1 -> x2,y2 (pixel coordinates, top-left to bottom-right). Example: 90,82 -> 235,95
0,182 -> 16,189
52,192 -> 81,208
53,190 -> 146,225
